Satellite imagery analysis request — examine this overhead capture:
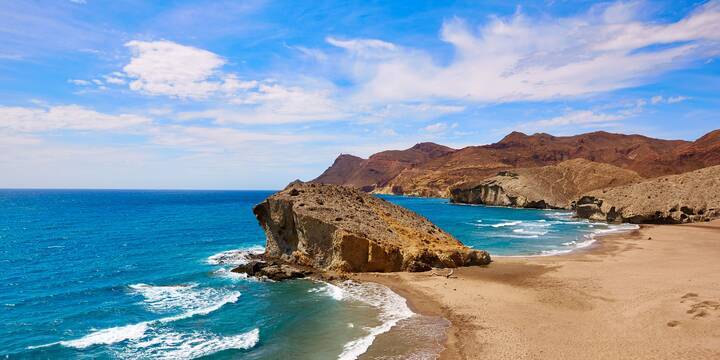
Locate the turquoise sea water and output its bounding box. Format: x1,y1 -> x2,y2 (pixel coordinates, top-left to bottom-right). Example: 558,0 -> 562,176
380,195 -> 637,256
0,190 -> 635,359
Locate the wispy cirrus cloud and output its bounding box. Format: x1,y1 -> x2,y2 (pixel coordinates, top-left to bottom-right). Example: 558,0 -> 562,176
330,1 -> 720,103
0,105 -> 151,133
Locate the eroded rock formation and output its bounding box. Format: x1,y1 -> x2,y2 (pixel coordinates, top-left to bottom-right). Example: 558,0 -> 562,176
252,182 -> 490,273
575,165 -> 720,223
450,159 -> 642,209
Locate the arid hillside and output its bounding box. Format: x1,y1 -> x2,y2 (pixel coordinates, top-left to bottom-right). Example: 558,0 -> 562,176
314,130 -> 720,197
449,159 -> 642,209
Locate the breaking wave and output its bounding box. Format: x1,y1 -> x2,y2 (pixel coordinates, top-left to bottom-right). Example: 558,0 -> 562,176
32,283 -> 243,355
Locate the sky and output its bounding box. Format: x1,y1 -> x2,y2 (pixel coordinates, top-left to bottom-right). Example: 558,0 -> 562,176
1,0 -> 719,189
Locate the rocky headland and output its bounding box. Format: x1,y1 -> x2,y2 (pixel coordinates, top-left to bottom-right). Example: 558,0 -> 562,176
449,159 -> 641,209
240,182 -> 490,280
576,165 -> 720,224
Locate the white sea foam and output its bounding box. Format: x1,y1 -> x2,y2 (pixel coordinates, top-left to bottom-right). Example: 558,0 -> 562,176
33,284 -> 241,351
308,282 -> 346,301
538,223 -> 639,256
129,283 -> 240,318
117,328 -> 259,360
206,246 -> 265,266
494,234 -> 540,239
491,220 -> 522,228
512,228 -> 549,236
213,267 -> 255,281
334,281 -> 415,360
28,322 -> 151,350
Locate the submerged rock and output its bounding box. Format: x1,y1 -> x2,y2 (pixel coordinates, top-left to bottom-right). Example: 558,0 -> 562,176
575,165 -> 720,224
252,182 -> 490,273
450,159 -> 641,209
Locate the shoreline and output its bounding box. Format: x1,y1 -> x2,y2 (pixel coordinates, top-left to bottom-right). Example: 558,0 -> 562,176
356,220 -> 720,359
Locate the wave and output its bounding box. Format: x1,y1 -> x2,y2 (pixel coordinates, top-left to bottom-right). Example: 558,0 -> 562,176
117,328 -> 259,360
493,234 -> 540,239
334,281 -> 415,360
213,267 -> 256,281
32,284 -> 241,351
491,221 -> 522,228
308,282 -> 345,301
512,228 -> 549,236
207,246 -> 264,266
28,322 -> 151,350
540,223 -> 639,256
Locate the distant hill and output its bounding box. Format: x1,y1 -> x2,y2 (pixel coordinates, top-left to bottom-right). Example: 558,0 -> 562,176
313,129 -> 720,197
313,142 -> 455,192
449,159 -> 642,209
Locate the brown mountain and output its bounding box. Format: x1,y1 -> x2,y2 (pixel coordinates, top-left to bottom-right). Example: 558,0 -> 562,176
313,129 -> 720,197
671,129 -> 720,172
313,142 -> 455,191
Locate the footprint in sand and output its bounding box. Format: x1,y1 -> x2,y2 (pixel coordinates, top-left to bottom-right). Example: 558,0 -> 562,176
681,293 -> 720,319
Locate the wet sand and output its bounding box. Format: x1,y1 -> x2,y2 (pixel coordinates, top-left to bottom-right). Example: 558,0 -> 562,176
356,220 -> 720,359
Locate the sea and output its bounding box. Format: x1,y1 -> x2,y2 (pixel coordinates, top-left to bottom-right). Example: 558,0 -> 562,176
0,190 -> 636,359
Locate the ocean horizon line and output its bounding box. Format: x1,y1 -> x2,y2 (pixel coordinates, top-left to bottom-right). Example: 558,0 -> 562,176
0,187 -> 281,192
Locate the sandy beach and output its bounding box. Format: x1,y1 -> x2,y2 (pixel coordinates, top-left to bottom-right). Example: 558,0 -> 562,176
357,220 -> 720,359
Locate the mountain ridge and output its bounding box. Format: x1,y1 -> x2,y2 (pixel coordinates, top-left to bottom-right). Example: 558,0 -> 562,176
313,129 -> 720,197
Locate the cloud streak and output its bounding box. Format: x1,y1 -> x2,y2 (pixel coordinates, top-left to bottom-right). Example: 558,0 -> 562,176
333,1 -> 720,103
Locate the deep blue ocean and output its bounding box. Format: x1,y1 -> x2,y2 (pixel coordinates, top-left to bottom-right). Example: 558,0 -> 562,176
0,190 -> 635,359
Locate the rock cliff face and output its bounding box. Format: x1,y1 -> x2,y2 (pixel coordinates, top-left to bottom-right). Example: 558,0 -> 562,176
313,130 -> 720,197
575,165 -> 720,224
450,159 -> 642,209
253,182 -> 490,273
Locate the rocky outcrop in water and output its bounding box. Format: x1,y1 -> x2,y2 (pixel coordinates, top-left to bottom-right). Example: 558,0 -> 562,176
575,165 -> 720,224
252,182 -> 490,273
450,159 -> 642,209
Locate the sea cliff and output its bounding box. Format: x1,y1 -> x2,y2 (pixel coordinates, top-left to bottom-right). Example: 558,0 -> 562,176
252,182 -> 490,274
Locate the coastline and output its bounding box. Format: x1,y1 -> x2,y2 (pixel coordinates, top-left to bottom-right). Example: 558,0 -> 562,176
356,220 -> 720,359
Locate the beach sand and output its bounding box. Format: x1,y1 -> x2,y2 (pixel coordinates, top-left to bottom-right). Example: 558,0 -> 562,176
356,220 -> 720,359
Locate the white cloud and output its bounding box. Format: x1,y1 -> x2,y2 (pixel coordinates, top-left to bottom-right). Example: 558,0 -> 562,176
649,95 -> 691,105
176,83 -> 346,124
288,44 -> 328,61
103,75 -> 126,85
667,95 -> 690,104
359,103 -> 465,123
326,37 -> 397,57
69,79 -> 90,86
333,1 -> 720,103
0,105 -> 151,132
123,40 -> 251,99
422,122 -> 449,133
148,126 -> 329,151
525,110 -> 625,128
119,40 -> 347,123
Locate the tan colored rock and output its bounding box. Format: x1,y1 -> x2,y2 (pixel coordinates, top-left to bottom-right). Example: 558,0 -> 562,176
450,159 -> 642,209
253,182 -> 490,272
576,165 -> 720,223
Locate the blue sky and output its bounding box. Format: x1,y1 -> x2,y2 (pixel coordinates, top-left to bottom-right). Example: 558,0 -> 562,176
1,0 -> 719,189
